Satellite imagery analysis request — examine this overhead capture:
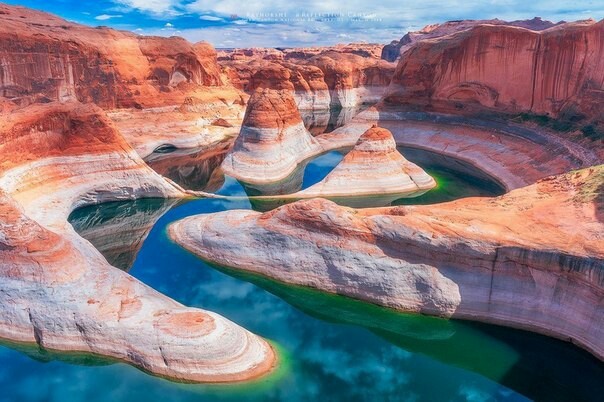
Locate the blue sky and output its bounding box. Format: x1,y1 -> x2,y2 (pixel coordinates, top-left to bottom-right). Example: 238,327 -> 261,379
3,0 -> 603,47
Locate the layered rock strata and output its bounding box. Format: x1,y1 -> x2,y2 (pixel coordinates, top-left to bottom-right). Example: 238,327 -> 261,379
384,19 -> 604,132
221,87 -> 322,184
0,102 -> 275,382
221,50 -> 395,109
319,108 -> 600,191
0,4 -> 246,157
381,17 -> 559,62
170,166 -> 604,360
297,126 -> 435,200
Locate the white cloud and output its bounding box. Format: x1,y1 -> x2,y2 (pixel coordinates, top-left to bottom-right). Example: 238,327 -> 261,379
112,0 -> 604,47
164,22 -> 174,27
95,14 -> 123,21
200,15 -> 223,21
112,0 -> 182,16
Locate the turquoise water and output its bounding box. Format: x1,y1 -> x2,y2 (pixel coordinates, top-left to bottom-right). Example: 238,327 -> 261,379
3,149 -> 602,401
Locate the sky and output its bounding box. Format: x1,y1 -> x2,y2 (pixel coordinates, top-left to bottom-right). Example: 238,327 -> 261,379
3,0 -> 603,48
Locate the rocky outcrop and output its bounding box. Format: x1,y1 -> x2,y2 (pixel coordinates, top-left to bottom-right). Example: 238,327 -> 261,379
0,102 -> 275,382
0,4 -> 223,108
384,19 -> 604,131
297,126 -> 435,201
221,86 -> 322,184
170,166 -> 604,361
220,48 -> 395,109
381,17 -> 559,62
0,4 -> 246,158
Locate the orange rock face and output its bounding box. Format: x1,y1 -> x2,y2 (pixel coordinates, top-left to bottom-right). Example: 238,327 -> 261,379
170,166 -> 604,360
0,4 -> 224,109
384,20 -> 604,128
0,102 -> 276,382
220,47 -> 395,108
221,81 -> 322,183
381,17 -> 560,61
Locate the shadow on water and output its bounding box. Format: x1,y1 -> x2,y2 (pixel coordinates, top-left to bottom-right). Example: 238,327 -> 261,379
300,106 -> 365,135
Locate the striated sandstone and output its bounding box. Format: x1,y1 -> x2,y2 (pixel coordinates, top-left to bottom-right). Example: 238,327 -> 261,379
0,4 -> 247,157
381,17 -> 560,62
297,126 -> 435,202
0,102 -> 275,382
384,19 -> 604,131
221,86 -> 322,184
170,166 -> 604,360
220,48 -> 395,109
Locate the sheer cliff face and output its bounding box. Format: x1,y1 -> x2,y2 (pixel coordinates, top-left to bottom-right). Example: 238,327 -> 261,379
384,20 -> 604,124
0,4 -> 222,109
380,17 -> 559,62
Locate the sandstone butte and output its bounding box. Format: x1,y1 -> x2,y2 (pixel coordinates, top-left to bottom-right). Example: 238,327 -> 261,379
383,18 -> 604,134
0,102 -> 276,382
169,165 -> 604,361
220,85 -> 323,184
296,126 -> 436,201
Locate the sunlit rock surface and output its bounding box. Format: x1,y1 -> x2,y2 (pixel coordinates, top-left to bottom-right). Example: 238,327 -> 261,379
0,4 -> 247,158
298,126 -> 435,200
170,166 -> 604,360
0,102 -> 276,382
221,86 -> 322,184
219,46 -> 395,109
384,19 -> 604,137
381,17 -> 560,62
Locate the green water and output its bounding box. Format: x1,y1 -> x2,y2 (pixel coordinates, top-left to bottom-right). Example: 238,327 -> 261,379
3,149 -> 601,401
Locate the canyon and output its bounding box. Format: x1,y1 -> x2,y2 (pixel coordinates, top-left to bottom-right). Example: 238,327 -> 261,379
0,2 -> 603,395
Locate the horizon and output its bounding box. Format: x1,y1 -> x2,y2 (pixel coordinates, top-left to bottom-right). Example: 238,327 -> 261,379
2,0 -> 603,48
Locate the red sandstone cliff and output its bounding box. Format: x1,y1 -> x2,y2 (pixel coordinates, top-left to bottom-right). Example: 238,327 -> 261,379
220,47 -> 395,108
0,4 -> 224,109
384,20 -> 604,131
381,18 -> 560,62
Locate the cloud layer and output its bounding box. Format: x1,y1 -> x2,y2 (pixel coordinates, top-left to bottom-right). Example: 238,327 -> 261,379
4,0 -> 603,47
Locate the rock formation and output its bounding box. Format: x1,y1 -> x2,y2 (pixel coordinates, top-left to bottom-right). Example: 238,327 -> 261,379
0,4 -> 246,158
381,17 -> 560,62
220,48 -> 395,109
384,19 -> 604,134
170,166 -> 604,361
0,101 -> 275,382
221,86 -> 322,184
297,126 -> 436,201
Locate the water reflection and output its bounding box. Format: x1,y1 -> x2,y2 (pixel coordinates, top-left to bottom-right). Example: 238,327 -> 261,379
300,106 -> 365,135
40,150 -> 604,402
205,264 -> 604,401
144,142 -> 231,192
68,198 -> 178,270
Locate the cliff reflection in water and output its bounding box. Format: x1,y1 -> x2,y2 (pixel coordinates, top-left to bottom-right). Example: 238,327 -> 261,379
69,199 -> 178,271
144,142 -> 231,192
